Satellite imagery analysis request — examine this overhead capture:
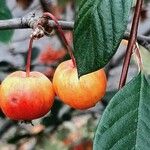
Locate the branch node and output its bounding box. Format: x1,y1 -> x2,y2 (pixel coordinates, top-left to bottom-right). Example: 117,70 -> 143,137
29,15 -> 53,39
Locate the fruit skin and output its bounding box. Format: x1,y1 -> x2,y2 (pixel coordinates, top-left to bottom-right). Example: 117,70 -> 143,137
53,60 -> 107,109
0,71 -> 55,121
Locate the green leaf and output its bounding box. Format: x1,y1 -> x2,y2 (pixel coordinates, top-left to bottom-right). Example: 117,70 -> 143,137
93,72 -> 150,149
0,0 -> 14,43
73,0 -> 133,77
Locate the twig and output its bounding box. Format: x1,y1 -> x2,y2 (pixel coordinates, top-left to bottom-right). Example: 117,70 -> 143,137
0,13 -> 74,30
124,32 -> 150,51
0,13 -> 150,44
119,0 -> 143,89
0,17 -> 150,47
124,32 -> 150,43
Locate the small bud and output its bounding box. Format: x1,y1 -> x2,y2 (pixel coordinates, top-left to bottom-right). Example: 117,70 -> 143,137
31,25 -> 45,39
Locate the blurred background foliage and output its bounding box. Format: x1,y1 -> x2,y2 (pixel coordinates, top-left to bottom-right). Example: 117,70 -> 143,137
0,0 -> 150,149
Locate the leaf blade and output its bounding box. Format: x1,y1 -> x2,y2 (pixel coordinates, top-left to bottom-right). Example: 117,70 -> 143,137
93,73 -> 150,149
73,0 -> 133,76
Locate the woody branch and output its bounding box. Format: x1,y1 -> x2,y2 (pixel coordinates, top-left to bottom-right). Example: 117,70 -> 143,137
0,12 -> 150,49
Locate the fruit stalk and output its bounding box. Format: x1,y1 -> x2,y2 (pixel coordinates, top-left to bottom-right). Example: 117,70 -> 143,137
119,0 -> 143,89
134,43 -> 143,71
43,12 -> 76,67
26,36 -> 34,77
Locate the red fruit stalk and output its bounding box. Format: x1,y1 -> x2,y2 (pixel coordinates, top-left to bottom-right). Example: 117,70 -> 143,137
119,0 -> 143,89
26,36 -> 34,77
43,12 -> 76,67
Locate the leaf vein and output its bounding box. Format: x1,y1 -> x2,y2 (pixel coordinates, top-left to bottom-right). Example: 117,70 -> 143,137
110,130 -> 136,150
